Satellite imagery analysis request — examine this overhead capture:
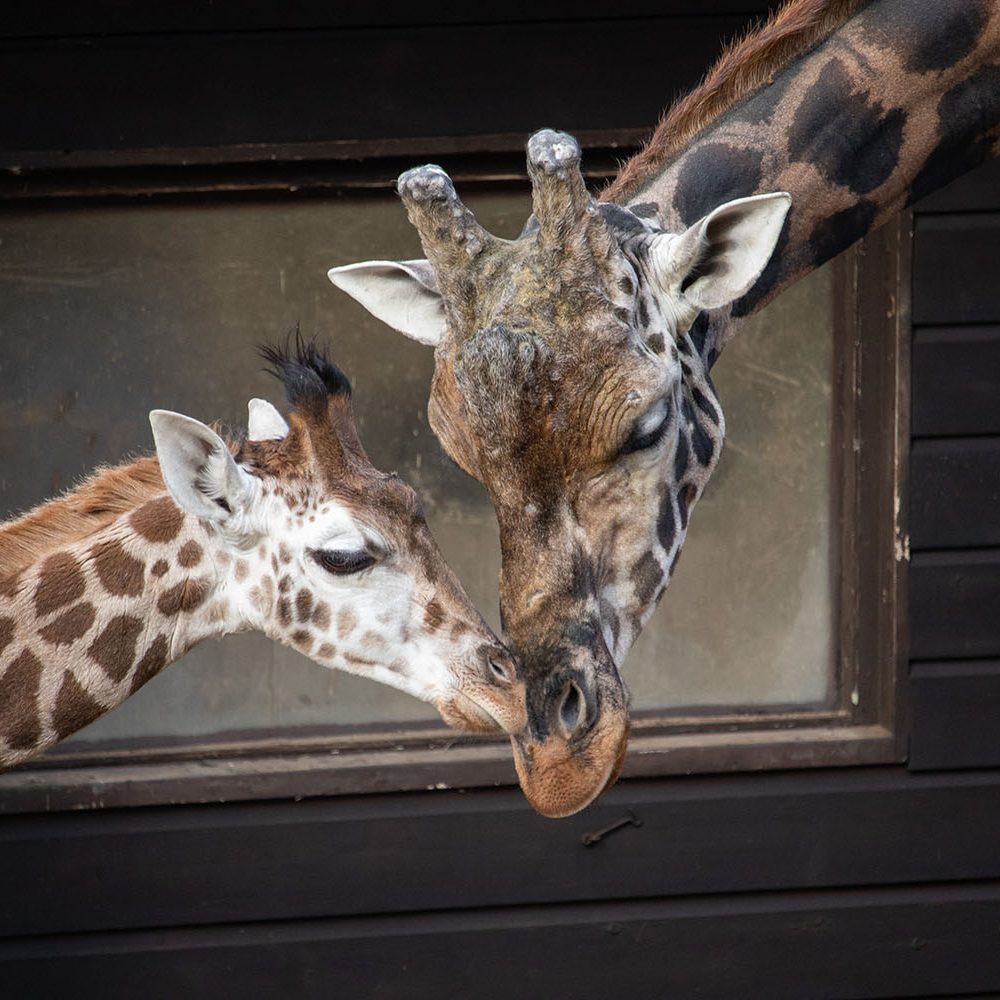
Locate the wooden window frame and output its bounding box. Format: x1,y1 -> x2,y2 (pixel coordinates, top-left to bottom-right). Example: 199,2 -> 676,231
0,146 -> 911,814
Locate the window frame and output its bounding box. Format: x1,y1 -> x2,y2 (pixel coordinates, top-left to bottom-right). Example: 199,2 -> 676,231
0,148 -> 910,814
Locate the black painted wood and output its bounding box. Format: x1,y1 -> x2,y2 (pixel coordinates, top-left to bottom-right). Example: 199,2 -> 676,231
910,662 -> 1000,770
913,214 -> 1000,326
909,550 -> 1000,660
2,883 -> 1000,1000
910,438 -> 1000,549
914,157 -> 1000,215
3,768 -> 1000,938
912,327 -> 1000,437
0,17 -> 748,162
1,1 -> 775,39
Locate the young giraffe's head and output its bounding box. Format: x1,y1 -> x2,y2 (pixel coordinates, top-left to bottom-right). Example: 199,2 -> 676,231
330,131 -> 789,816
151,342 -> 526,736
0,345 -> 525,770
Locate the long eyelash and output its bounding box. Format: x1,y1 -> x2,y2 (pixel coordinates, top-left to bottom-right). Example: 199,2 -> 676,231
622,413 -> 671,455
310,549 -> 376,575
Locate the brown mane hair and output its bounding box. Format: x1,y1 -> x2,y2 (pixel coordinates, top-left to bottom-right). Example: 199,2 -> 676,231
602,0 -> 869,204
0,456 -> 167,585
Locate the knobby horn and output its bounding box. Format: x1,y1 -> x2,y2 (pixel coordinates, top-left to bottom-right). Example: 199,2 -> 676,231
396,165 -> 497,298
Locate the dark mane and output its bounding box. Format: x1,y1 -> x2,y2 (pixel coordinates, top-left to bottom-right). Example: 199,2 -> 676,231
602,0 -> 867,203
259,332 -> 352,418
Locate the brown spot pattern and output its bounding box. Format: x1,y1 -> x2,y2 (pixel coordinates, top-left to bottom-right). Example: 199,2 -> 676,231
361,630 -> 386,652
34,552 -> 86,617
0,616 -> 15,657
423,599 -> 445,632
52,672 -> 104,738
150,559 -> 169,578
131,496 -> 184,543
90,538 -> 145,597
88,615 -> 144,682
278,574 -> 292,594
279,543 -> 292,564
295,589 -> 314,623
130,635 -> 170,693
337,608 -> 357,639
317,642 -> 336,659
0,571 -> 22,600
38,602 -> 96,646
234,559 -> 250,582
157,578 -> 210,616
277,598 -> 292,627
177,541 -> 203,568
291,629 -> 313,652
312,601 -> 331,632
0,648 -> 43,749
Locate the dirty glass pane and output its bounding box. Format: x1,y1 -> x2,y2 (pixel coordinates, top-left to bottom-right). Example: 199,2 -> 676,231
628,267 -> 836,711
0,187 -> 834,754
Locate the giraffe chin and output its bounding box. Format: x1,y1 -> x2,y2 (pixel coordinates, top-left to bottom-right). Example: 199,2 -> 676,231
510,710 -> 630,818
435,691 -> 525,736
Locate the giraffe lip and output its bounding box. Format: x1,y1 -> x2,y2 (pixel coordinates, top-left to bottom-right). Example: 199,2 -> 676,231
437,691 -> 520,734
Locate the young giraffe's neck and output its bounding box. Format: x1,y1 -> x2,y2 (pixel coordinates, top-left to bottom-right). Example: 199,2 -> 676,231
606,0 -> 1000,347
0,492 -> 234,768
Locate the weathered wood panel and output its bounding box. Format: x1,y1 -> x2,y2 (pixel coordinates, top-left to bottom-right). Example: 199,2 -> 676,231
910,438 -> 1000,549
911,327 -> 1000,437
2,883 -> 1000,1000
909,551 -> 1000,660
3,768 -> 1000,938
910,662 -> 1000,770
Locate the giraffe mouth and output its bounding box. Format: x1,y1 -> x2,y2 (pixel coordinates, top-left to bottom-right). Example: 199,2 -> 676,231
435,691 -> 522,735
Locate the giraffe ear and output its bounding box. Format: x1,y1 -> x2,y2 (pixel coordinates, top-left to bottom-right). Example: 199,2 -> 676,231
247,398 -> 289,441
328,259 -> 446,347
150,410 -> 256,525
655,192 -> 791,313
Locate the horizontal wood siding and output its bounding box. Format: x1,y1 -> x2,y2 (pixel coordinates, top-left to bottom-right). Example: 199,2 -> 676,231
0,13 -> 759,167
5,769 -> 1000,939
3,885 -> 1000,1000
909,161 -> 1000,771
2,768 -> 1000,997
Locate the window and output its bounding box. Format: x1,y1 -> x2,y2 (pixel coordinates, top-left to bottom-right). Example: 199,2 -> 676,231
0,155 -> 908,811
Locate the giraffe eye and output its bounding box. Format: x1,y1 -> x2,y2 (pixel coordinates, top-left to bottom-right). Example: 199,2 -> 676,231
310,549 -> 378,576
622,397 -> 671,455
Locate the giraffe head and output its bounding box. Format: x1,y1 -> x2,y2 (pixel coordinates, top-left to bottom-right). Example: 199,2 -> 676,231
151,342 -> 526,736
329,130 -> 789,816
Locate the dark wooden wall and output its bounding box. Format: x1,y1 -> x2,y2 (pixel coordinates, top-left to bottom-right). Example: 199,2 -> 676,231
909,162 -> 1000,774
2,5 -> 1000,997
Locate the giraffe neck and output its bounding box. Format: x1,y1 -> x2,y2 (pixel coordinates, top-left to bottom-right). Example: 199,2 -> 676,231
0,494 -> 233,768
612,0 -> 1000,349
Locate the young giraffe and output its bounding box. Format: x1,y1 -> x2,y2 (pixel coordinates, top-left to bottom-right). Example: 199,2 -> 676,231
0,343 -> 525,770
331,0 -> 1000,816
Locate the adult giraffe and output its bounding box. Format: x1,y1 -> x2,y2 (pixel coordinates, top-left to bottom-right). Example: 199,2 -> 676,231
331,0 -> 1000,816
0,344 -> 525,769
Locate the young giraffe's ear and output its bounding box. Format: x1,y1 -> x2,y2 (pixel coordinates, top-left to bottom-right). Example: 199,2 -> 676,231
247,398 -> 289,441
653,191 -> 791,319
150,410 -> 256,525
328,259 -> 446,347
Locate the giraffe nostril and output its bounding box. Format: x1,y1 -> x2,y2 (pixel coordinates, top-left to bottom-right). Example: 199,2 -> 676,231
557,680 -> 586,737
485,647 -> 518,686
489,657 -> 508,682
